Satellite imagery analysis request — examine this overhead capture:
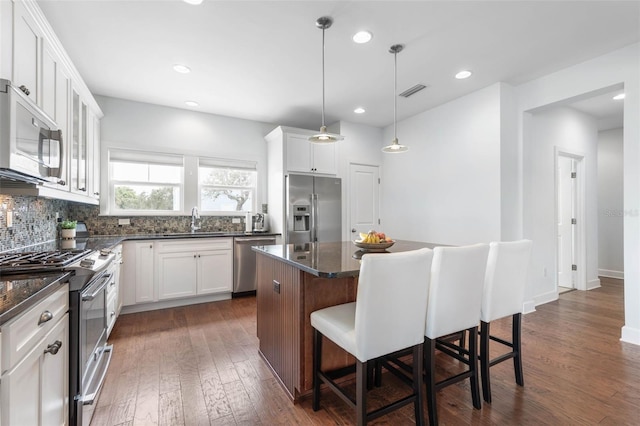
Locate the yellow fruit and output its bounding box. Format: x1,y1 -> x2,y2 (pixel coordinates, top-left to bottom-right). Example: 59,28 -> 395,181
359,232 -> 368,240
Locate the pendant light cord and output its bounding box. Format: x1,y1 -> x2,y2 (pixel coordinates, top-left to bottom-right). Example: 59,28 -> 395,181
393,49 -> 397,141
321,25 -> 326,128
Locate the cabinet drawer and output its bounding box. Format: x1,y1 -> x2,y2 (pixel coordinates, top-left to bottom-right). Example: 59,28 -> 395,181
106,291 -> 117,336
155,238 -> 232,253
2,284 -> 68,372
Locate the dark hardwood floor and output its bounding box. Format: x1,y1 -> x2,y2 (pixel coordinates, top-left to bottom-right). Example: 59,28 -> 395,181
91,278 -> 640,425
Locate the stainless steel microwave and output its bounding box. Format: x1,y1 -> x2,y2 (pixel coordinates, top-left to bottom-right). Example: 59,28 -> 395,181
0,79 -> 64,183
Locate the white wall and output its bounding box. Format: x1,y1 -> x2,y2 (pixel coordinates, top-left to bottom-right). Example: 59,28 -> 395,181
95,96 -> 276,214
523,107 -> 599,303
334,121 -> 383,241
598,127 -> 624,277
515,43 -> 640,344
380,83 -> 502,246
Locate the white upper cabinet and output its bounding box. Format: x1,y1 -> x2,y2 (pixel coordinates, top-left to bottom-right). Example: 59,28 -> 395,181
1,0 -> 103,204
286,133 -> 337,175
12,0 -> 40,102
267,126 -> 339,177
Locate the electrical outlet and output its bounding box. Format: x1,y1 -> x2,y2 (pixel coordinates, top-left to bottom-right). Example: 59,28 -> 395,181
232,218 -> 241,224
55,212 -> 59,220
118,218 -> 131,226
6,211 -> 13,228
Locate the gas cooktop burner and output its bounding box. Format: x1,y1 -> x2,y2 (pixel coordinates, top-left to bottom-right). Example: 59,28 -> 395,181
0,249 -> 92,273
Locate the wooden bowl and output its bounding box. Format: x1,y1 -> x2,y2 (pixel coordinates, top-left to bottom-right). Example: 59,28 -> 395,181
353,240 -> 395,252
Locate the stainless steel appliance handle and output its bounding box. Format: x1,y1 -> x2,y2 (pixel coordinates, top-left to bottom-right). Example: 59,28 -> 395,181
82,273 -> 111,301
235,237 -> 276,243
311,193 -> 318,242
81,345 -> 113,405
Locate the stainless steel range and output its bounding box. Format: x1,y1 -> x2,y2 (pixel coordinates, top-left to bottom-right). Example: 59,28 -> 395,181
0,244 -> 116,426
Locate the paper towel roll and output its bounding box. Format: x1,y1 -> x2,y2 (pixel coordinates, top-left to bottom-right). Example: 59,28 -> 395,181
245,212 -> 252,233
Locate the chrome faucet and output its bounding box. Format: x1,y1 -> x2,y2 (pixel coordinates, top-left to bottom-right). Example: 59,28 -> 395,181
190,206 -> 200,233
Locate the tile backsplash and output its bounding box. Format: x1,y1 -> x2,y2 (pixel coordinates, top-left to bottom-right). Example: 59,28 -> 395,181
0,195 -> 68,251
1,194 -> 247,251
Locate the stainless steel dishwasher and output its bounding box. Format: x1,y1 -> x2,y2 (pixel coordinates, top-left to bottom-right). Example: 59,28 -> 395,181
233,235 -> 276,296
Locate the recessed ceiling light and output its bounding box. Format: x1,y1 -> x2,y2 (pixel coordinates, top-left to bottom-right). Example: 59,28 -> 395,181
613,93 -> 625,100
352,31 -> 373,44
183,0 -> 203,5
185,101 -> 199,107
354,107 -> 366,114
455,70 -> 472,79
173,64 -> 191,74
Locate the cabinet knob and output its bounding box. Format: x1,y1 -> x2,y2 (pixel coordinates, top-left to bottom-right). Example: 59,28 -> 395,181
44,340 -> 63,355
18,85 -> 30,96
57,180 -> 66,186
38,310 -> 53,326
94,192 -> 100,196
79,187 -> 86,192
110,311 -> 116,318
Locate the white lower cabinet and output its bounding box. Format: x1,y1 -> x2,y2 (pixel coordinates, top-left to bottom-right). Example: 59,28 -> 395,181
123,238 -> 233,310
1,285 -> 69,426
156,238 -> 233,300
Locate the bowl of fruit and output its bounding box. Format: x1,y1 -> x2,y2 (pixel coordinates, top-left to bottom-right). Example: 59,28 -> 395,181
354,231 -> 395,252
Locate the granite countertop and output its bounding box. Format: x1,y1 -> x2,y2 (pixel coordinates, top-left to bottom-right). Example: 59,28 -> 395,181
0,271 -> 71,327
0,231 -> 280,327
253,240 -> 440,278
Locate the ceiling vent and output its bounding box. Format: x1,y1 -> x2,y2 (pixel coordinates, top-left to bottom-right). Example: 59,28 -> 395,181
399,84 -> 427,98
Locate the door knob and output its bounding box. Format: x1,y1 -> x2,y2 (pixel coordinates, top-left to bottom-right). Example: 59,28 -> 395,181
351,228 -> 356,233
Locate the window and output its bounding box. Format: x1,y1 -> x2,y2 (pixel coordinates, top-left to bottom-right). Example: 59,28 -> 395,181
198,158 -> 257,213
108,149 -> 184,213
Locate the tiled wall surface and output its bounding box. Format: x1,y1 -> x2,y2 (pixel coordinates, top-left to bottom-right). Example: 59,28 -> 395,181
0,195 -> 68,252
68,204 -> 245,236
1,194 -> 246,251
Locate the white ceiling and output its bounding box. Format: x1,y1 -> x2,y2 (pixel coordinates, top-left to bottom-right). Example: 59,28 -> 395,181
37,0 -> 639,130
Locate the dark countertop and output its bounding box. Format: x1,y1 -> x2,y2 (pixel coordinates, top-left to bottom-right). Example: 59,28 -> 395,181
0,271 -> 71,326
0,231 -> 280,326
253,240 -> 440,278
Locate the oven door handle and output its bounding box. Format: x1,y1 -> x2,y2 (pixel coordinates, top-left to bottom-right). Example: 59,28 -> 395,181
80,345 -> 113,406
81,273 -> 111,301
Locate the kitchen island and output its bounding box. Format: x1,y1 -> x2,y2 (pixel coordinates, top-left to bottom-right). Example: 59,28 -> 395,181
253,240 -> 437,401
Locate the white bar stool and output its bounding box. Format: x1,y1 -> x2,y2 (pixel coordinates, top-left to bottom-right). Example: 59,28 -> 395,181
425,244 -> 489,426
479,239 -> 533,403
311,248 -> 433,425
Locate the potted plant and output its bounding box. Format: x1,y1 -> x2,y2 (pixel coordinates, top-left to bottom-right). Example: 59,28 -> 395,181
60,220 -> 77,239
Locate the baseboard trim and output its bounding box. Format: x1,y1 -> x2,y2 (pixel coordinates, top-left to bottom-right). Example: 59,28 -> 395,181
587,278 -> 601,290
121,292 -> 232,314
523,300 -> 537,314
621,326 -> 640,346
534,289 -> 558,307
598,269 -> 624,279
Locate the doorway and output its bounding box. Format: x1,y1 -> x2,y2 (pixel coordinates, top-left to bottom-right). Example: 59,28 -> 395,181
555,149 -> 586,293
348,163 -> 380,241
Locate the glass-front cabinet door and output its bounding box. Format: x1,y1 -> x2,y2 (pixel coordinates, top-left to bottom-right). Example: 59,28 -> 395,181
71,89 -> 87,194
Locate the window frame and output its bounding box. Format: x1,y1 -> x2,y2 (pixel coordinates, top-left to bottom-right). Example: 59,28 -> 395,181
197,157 -> 258,215
107,148 -> 185,216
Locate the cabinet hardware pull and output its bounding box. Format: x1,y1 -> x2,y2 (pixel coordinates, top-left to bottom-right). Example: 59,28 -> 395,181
44,340 -> 62,355
58,180 -> 66,186
110,311 -> 116,317
19,85 -> 30,96
94,192 -> 100,196
79,187 -> 86,191
38,310 -> 53,325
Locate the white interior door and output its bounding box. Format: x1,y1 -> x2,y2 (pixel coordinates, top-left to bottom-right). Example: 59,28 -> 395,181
557,155 -> 576,289
349,164 -> 380,240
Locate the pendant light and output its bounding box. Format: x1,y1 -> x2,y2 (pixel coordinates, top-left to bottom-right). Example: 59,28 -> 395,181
382,44 -> 408,153
309,16 -> 344,143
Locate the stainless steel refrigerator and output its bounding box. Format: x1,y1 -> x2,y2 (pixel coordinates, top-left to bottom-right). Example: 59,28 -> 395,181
286,174 -> 341,244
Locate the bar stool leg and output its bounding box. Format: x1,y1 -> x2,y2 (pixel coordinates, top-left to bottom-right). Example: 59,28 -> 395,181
356,360 -> 367,426
513,313 -> 524,386
313,329 -> 323,411
413,344 -> 425,426
468,327 -> 481,409
480,321 -> 491,403
424,337 -> 438,426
